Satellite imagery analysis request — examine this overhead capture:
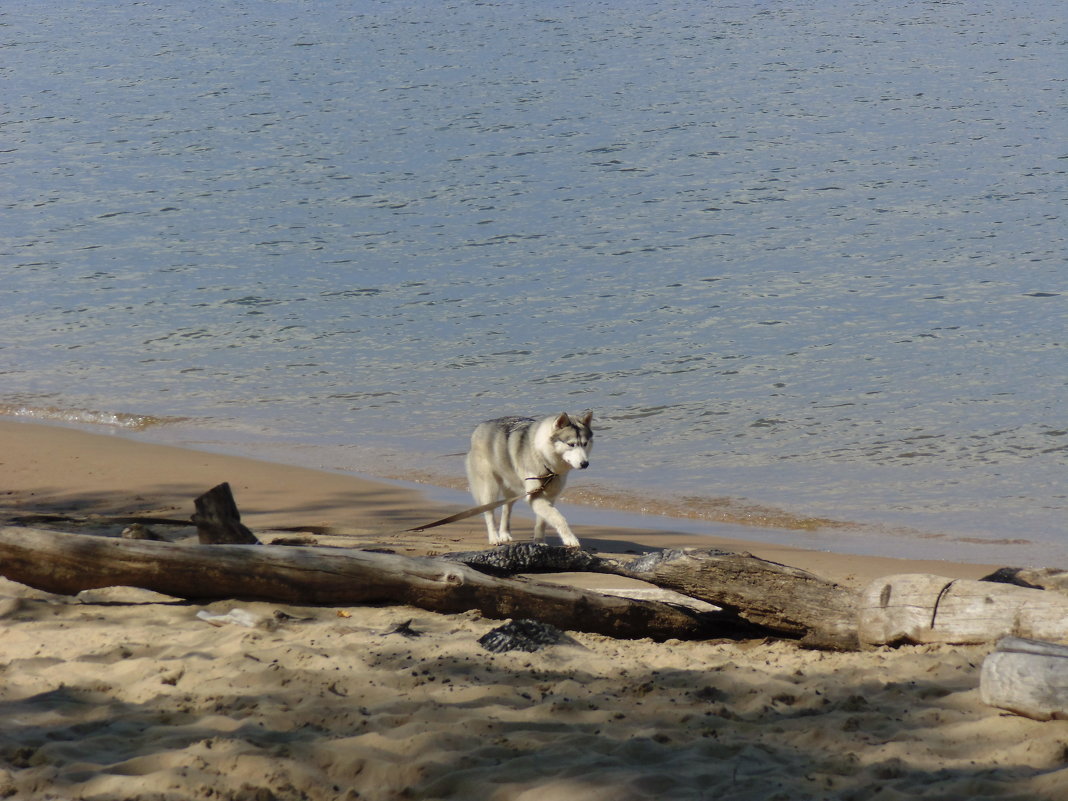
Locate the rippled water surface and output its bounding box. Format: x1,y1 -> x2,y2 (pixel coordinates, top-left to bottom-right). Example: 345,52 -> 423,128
3,1 -> 1066,563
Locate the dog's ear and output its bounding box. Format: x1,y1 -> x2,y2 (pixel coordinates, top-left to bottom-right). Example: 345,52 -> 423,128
579,410 -> 593,428
553,412 -> 570,430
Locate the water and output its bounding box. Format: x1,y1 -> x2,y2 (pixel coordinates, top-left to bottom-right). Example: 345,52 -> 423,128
2,0 -> 1066,565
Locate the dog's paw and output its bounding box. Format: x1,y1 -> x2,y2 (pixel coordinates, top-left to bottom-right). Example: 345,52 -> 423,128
490,532 -> 514,546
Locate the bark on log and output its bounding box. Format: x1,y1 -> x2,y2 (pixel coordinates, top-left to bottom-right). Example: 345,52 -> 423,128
859,573 -> 1068,646
192,482 -> 260,545
981,637 -> 1068,720
0,527 -> 717,641
616,548 -> 860,650
438,542 -> 622,577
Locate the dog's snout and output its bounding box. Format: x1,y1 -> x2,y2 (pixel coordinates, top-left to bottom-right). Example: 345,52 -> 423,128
579,460 -> 589,469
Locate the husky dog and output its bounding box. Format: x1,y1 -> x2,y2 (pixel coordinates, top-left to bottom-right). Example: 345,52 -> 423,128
465,411 -> 593,547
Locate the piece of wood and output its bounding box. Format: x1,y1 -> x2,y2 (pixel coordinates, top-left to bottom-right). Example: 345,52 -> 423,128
440,544 -> 859,649
983,567 -> 1068,595
192,482 -> 260,544
615,548 -> 860,650
858,574 -> 1068,646
981,637 -> 1068,720
0,527 -> 718,641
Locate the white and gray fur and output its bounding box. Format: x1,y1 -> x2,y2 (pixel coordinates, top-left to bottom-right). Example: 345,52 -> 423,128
465,411 -> 593,547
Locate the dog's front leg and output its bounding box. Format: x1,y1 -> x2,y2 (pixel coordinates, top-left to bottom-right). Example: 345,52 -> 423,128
528,497 -> 580,548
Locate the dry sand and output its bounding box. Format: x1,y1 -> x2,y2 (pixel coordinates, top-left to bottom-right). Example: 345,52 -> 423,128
2,419 -> 1067,800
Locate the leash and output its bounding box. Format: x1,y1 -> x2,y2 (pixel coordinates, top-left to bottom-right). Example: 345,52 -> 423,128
405,471 -> 557,533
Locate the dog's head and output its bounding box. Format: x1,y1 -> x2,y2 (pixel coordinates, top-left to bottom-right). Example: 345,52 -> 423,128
552,411 -> 594,470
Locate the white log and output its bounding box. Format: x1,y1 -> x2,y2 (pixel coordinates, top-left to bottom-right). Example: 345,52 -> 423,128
981,637 -> 1068,720
858,573 -> 1068,646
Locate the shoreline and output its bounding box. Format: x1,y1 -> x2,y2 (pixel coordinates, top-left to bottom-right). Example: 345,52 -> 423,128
3,403 -> 1057,568
0,417 -> 1003,586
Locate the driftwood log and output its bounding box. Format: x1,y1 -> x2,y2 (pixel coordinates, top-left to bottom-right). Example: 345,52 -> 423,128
0,522 -> 862,647
444,544 -> 860,649
859,573 -> 1068,646
981,637 -> 1068,720
615,549 -> 860,650
0,527 -> 722,641
11,481 -> 1066,652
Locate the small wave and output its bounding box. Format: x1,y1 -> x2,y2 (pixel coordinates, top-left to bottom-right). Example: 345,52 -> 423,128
565,485 -> 858,533
0,403 -> 187,431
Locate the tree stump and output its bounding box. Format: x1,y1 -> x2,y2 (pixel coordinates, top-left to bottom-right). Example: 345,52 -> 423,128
192,482 -> 260,545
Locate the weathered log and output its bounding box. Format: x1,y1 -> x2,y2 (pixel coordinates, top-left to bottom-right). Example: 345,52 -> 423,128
0,527 -> 718,641
192,482 -> 259,544
981,637 -> 1068,720
440,544 -> 859,649
859,573 -> 1068,646
615,548 -> 860,650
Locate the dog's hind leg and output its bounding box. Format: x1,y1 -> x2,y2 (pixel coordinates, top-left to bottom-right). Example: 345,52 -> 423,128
477,483 -> 513,545
476,509 -> 500,543
468,463 -> 511,545
528,497 -> 579,548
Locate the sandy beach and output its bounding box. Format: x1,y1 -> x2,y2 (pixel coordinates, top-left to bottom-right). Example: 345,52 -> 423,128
2,419 -> 1067,800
